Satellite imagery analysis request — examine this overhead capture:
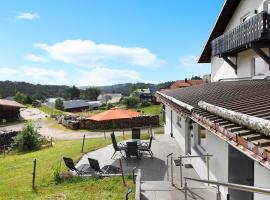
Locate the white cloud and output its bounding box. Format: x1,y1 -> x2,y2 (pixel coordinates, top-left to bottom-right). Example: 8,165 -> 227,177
75,67 -> 142,86
179,55 -> 199,67
25,54 -> 48,63
16,12 -> 39,20
0,68 -> 19,78
22,67 -> 69,85
34,40 -> 166,68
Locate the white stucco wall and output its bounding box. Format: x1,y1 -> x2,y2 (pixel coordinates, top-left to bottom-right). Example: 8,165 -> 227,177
190,129 -> 229,195
211,0 -> 269,82
164,105 -> 186,153
254,163 -> 270,200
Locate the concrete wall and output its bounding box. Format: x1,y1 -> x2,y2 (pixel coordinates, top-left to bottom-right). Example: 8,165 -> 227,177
254,163 -> 270,200
211,0 -> 270,82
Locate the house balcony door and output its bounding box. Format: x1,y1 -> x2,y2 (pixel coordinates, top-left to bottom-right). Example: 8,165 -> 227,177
228,145 -> 254,200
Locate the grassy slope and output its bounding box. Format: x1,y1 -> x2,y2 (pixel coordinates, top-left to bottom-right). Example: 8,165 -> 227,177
0,137 -> 135,199
38,105 -> 64,116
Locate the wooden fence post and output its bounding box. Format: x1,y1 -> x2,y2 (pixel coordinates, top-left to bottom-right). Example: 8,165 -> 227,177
119,159 -> 126,186
103,131 -> 107,140
122,130 -> 125,140
81,135 -> 85,153
50,137 -> 53,147
32,159 -> 37,190
3,145 -> 6,158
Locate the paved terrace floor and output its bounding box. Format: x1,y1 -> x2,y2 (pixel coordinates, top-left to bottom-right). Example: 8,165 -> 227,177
77,135 -> 224,200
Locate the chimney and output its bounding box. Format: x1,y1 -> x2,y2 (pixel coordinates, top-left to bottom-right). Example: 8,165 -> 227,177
185,78 -> 188,82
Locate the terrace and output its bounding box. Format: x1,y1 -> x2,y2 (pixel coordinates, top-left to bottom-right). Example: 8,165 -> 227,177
76,134 -> 219,200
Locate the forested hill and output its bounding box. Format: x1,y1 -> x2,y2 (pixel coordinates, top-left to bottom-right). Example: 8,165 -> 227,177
0,80 -> 174,100
0,81 -> 70,99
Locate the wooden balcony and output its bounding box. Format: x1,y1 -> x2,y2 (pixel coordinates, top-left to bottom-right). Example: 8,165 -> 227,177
211,12 -> 270,57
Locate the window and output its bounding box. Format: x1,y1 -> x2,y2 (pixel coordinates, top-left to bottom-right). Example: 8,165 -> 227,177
253,57 -> 265,76
198,126 -> 206,151
177,115 -> 182,128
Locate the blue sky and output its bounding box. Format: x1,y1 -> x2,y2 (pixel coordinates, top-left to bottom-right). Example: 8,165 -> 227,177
0,0 -> 223,86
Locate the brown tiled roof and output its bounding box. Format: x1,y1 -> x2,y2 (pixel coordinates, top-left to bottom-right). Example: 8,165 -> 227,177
170,80 -> 205,89
0,99 -> 26,108
159,80 -> 270,119
157,80 -> 270,168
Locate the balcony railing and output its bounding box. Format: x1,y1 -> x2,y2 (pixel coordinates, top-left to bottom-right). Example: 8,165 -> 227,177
211,11 -> 270,57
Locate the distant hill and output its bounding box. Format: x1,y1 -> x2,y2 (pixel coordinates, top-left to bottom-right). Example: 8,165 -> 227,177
0,80 -> 174,100
0,81 -> 70,100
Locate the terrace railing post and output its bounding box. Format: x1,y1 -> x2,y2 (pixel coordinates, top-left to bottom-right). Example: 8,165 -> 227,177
207,154 -> 210,185
32,159 -> 37,190
166,157 -> 169,181
170,156 -> 174,186
180,157 -> 183,187
184,179 -> 188,200
217,185 -> 221,200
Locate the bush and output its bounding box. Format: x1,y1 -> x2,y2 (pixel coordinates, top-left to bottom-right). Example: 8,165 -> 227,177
141,100 -> 152,107
12,122 -> 47,152
106,103 -> 114,110
123,96 -> 140,108
55,98 -> 64,111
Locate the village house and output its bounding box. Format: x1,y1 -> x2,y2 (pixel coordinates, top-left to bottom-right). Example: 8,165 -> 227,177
0,99 -> 26,122
45,100 -> 90,112
136,88 -> 153,102
156,0 -> 270,200
97,93 -> 123,104
170,79 -> 205,89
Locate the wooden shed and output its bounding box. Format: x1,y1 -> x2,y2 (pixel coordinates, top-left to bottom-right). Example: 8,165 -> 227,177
0,99 -> 26,121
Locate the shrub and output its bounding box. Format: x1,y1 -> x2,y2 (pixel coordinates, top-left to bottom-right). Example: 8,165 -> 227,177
123,96 -> 140,108
53,162 -> 63,184
141,100 -> 152,107
55,98 -> 64,111
12,122 -> 47,152
106,103 -> 114,110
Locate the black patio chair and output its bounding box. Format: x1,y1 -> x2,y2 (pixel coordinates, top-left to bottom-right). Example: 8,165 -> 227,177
126,141 -> 141,160
110,132 -> 126,159
63,157 -> 91,175
132,128 -> 141,140
88,158 -> 121,174
139,136 -> 154,158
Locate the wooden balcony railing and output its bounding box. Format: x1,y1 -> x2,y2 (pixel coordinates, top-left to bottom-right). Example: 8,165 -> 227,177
211,12 -> 270,57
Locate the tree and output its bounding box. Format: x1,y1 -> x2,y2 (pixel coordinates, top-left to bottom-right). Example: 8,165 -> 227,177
84,87 -> 101,101
129,84 -> 137,95
14,92 -> 26,104
69,85 -> 80,100
191,76 -> 202,80
55,98 -> 64,111
12,122 -> 47,152
123,96 -> 140,108
24,95 -> 33,104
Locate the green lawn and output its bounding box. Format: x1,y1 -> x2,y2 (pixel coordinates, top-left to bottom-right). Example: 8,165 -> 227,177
0,137 -> 135,199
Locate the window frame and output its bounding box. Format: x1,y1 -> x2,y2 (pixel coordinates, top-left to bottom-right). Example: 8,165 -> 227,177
176,115 -> 182,128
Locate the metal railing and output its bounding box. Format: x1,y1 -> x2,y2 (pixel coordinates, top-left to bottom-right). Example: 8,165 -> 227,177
177,154 -> 212,187
166,153 -> 173,185
211,11 -> 270,56
184,177 -> 270,200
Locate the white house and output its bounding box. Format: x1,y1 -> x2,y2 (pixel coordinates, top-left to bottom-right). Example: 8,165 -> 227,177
156,1 -> 270,200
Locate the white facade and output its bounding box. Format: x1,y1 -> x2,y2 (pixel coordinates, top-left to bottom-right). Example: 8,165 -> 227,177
211,0 -> 270,82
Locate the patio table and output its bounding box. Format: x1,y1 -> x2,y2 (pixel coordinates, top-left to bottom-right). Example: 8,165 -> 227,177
121,139 -> 142,146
